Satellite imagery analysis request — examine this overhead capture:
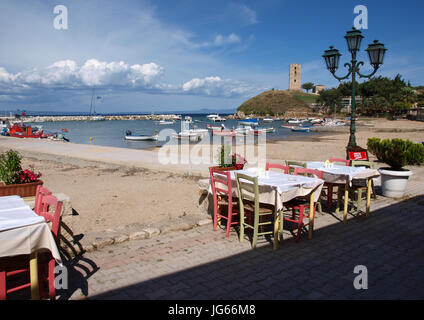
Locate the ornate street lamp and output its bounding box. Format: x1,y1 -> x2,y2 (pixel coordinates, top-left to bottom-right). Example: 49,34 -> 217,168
323,28 -> 387,156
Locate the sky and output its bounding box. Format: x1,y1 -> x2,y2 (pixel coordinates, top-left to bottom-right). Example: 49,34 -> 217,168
0,0 -> 423,113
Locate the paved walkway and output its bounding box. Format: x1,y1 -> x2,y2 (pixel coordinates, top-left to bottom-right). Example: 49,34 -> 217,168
59,182 -> 424,300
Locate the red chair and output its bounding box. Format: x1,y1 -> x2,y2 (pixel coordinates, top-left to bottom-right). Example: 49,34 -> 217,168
265,163 -> 290,174
330,158 -> 351,166
325,158 -> 351,210
34,185 -> 52,214
0,195 -> 63,300
209,168 -> 239,237
283,168 -> 323,242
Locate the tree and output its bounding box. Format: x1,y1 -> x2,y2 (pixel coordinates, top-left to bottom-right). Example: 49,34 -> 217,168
302,82 -> 314,93
317,89 -> 343,114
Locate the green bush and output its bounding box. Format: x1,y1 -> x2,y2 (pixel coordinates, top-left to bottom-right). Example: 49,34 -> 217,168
0,150 -> 23,185
217,144 -> 233,168
367,138 -> 424,170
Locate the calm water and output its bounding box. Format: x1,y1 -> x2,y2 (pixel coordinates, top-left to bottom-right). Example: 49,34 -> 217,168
29,115 -> 320,150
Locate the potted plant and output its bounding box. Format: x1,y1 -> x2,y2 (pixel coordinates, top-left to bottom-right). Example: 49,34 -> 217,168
211,144 -> 247,171
0,149 -> 43,197
367,138 -> 424,198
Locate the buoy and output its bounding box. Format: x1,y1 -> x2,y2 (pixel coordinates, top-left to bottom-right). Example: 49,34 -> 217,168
90,137 -> 93,142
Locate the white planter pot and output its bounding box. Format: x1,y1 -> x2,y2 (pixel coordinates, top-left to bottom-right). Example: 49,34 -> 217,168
379,168 -> 413,198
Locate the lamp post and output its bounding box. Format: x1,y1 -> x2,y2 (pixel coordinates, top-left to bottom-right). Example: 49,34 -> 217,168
323,28 -> 387,155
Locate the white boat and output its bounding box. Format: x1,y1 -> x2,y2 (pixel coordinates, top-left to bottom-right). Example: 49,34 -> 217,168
262,118 -> 274,123
125,130 -> 158,141
212,130 -> 235,137
287,118 -> 301,125
90,115 -> 106,121
255,127 -> 275,134
207,114 -> 226,122
235,125 -> 254,136
184,116 -> 193,123
156,119 -> 175,125
88,88 -> 105,121
291,127 -> 310,133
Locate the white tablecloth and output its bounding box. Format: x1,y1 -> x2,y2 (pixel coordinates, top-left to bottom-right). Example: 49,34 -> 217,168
0,196 -> 62,265
306,162 -> 380,185
211,169 -> 324,212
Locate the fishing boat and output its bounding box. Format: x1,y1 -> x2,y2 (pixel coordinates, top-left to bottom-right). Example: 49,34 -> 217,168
287,118 -> 301,125
291,127 -> 310,133
262,118 -> 274,123
125,130 -> 159,141
235,125 -> 254,136
7,123 -> 46,138
173,131 -> 203,142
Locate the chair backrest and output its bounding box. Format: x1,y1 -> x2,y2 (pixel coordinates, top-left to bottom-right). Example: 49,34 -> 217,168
294,168 -> 324,179
235,172 -> 259,214
330,158 -> 351,166
351,160 -> 377,169
34,185 -> 52,214
209,167 -> 233,199
286,161 -> 306,174
265,163 -> 290,174
38,195 -> 63,240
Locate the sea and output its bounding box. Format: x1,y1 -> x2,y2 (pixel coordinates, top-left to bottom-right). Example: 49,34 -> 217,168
26,114 -> 320,150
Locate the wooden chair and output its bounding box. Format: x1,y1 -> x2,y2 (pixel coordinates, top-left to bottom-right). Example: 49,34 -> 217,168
235,172 -> 276,249
337,160 -> 378,215
0,195 -> 63,300
209,168 -> 239,237
34,185 -> 52,214
283,168 -> 323,242
324,158 -> 351,211
286,160 -> 306,174
265,163 -> 290,174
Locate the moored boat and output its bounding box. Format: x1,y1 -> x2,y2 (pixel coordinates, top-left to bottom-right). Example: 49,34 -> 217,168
291,127 -> 310,133
125,130 -> 159,141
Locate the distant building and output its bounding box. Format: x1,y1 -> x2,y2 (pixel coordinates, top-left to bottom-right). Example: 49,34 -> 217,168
408,107 -> 424,121
289,64 -> 301,91
313,85 -> 325,94
342,96 -> 362,113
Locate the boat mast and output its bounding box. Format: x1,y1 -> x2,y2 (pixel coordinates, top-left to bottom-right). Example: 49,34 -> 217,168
90,88 -> 96,115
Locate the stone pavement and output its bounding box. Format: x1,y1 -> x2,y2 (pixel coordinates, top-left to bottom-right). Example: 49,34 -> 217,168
59,187 -> 424,300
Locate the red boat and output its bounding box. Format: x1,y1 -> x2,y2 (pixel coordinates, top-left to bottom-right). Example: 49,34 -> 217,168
7,123 -> 46,138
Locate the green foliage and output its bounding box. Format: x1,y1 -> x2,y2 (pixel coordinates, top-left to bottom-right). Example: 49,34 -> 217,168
417,102 -> 424,108
217,144 -> 233,168
302,82 -> 314,93
317,88 -> 343,114
392,101 -> 412,115
0,150 -> 23,185
367,138 -> 424,170
237,90 -> 312,116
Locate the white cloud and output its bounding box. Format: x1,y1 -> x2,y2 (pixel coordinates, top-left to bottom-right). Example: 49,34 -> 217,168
182,76 -> 256,97
0,60 -> 257,99
214,34 -> 241,46
229,4 -> 258,25
1,59 -> 164,89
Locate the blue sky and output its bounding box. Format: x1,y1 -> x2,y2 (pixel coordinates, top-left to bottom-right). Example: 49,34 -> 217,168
0,0 -> 423,113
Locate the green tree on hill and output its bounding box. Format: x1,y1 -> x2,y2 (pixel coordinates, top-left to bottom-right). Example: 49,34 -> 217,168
302,82 -> 314,93
317,88 -> 343,114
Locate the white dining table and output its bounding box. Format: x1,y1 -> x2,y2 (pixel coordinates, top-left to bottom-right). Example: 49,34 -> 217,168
212,169 -> 325,249
0,195 -> 62,300
306,162 -> 381,223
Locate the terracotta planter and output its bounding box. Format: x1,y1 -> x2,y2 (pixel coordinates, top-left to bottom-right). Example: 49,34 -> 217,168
0,180 -> 43,197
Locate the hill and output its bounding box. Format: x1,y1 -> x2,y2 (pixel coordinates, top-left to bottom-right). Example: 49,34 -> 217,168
237,90 -> 318,116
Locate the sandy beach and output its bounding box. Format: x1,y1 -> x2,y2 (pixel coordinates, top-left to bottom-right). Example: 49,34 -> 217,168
1,118 -> 423,236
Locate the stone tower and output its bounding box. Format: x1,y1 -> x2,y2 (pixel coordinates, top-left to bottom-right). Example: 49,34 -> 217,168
289,64 -> 301,91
